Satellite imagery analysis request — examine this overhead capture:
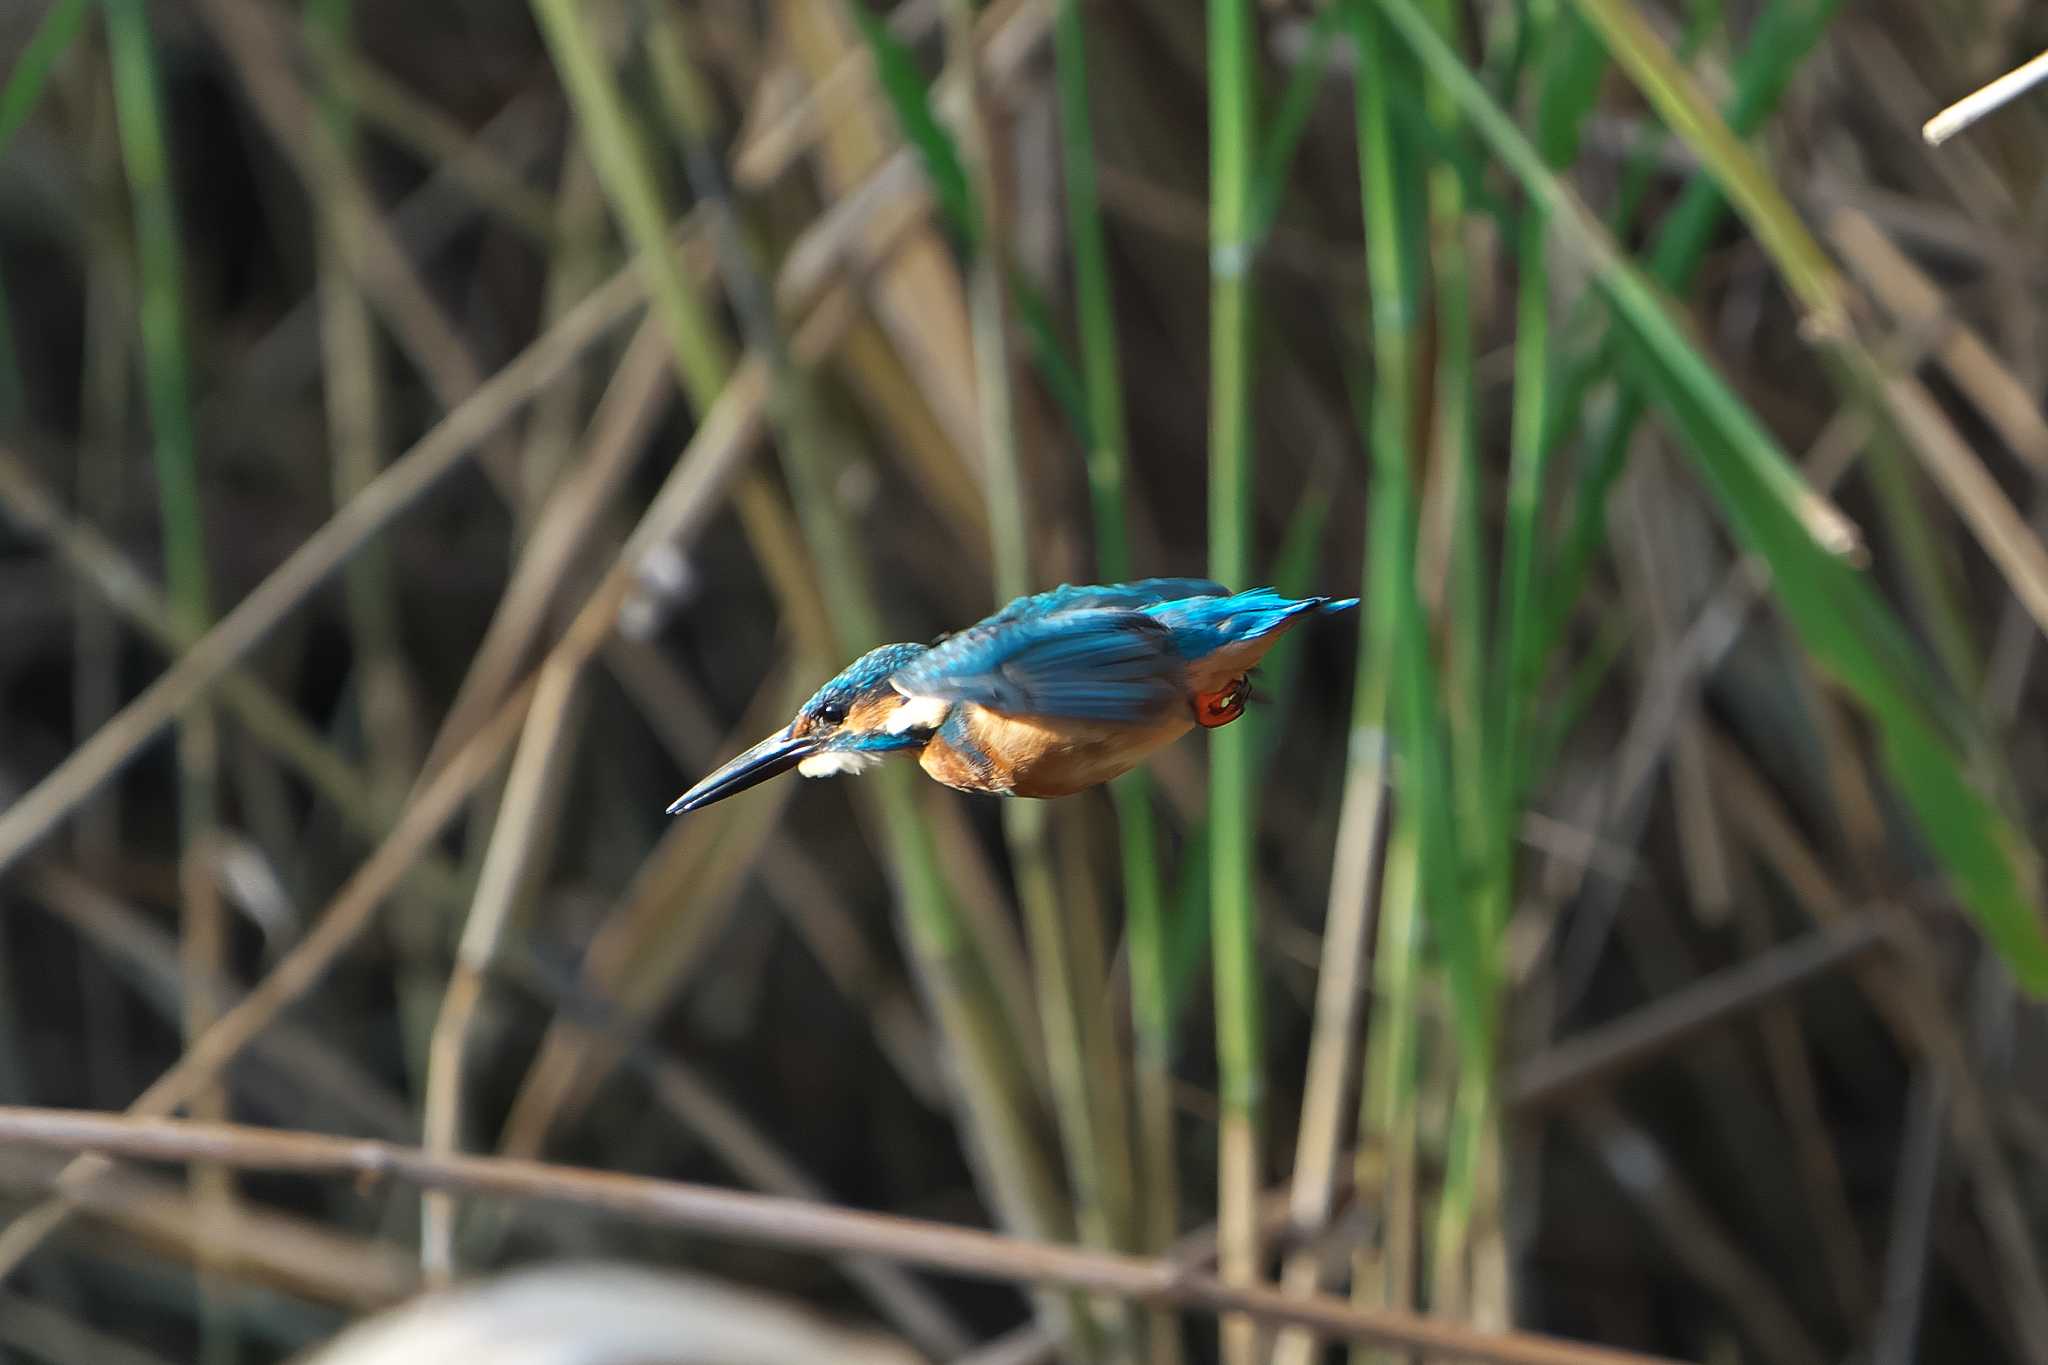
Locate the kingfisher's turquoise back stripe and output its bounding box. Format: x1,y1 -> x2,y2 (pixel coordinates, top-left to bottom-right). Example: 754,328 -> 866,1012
667,580 -> 1358,811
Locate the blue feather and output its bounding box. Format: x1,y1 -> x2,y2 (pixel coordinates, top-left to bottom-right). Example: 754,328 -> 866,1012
1143,587 -> 1359,661
890,607 -> 1185,722
980,578 -> 1228,626
888,584 -> 1355,723
800,642 -> 930,718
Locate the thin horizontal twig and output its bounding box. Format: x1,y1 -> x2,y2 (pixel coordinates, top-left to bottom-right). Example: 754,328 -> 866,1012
0,1107 -> 1685,1365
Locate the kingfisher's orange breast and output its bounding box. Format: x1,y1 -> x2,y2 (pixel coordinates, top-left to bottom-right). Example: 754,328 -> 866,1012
919,705 -> 1194,798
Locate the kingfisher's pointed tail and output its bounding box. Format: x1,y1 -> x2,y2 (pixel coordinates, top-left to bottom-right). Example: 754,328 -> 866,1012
1144,588 -> 1358,656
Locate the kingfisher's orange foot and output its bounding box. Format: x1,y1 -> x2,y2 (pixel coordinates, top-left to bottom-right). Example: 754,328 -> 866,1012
1193,676 -> 1249,728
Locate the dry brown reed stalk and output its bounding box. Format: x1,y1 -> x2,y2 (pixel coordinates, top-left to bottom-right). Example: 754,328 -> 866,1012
1569,1101 -> 1830,1365
767,0 -> 1046,476
303,0 -> 443,1110
629,1050 -> 972,1357
0,1143 -> 419,1310
598,635 -> 949,1105
303,43 -> 559,241
1873,368 -> 2048,640
0,250 -> 648,876
1706,739 -> 2048,1359
495,667 -> 806,1158
654,8 -> 1072,1275
20,862 -> 414,1141
0,675 -> 541,1280
477,949 -> 973,1356
420,657 -> 586,1280
1508,914 -> 1896,1111
414,315 -> 676,780
1829,209 -> 2048,476
426,352 -> 784,1160
945,0 -> 1138,1350
473,300 -> 880,1161
192,0 -> 528,500
734,0 -> 938,186
0,1107 -> 1689,1365
1270,729 -> 1387,1365
1616,454 -> 1734,926
196,86 -> 562,443
0,446 -> 469,907
915,783 -> 1052,1098
0,344 -> 794,1277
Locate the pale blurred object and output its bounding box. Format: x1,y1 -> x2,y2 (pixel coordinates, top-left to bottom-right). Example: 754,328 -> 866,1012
1923,47 -> 2048,144
619,540 -> 700,641
303,1261 -> 924,1365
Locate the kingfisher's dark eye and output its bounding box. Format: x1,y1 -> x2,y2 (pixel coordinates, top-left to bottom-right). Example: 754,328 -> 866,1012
817,701 -> 849,725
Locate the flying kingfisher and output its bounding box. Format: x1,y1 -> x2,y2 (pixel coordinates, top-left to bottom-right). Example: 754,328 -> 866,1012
666,579 -> 1358,813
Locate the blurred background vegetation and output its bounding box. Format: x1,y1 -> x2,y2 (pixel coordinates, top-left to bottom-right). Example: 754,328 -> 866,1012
0,0 -> 2046,1362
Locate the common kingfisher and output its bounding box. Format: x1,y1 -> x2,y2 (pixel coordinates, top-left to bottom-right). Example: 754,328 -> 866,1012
666,579 -> 1358,812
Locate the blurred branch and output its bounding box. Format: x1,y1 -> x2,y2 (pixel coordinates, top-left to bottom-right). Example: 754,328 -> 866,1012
1570,1100 -> 1830,1365
421,659 -> 584,1280
0,1107 -> 1689,1365
1509,913 -> 1897,1110
193,0 -> 527,498
305,40 -> 559,239
0,673 -> 541,1280
0,445 -> 465,904
0,254 -> 646,876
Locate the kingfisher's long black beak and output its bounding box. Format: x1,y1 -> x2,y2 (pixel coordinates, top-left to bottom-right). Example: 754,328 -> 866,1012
666,729 -> 816,814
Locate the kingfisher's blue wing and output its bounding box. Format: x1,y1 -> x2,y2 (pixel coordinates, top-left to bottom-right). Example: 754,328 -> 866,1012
891,607 -> 1185,722
980,578 -> 1228,628
1144,587 -> 1360,658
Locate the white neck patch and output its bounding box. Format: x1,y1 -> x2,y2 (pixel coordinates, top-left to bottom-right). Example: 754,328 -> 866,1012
884,694 -> 952,735
797,750 -> 883,778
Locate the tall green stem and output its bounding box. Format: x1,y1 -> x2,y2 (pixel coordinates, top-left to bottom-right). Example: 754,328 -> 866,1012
532,0 -> 1066,1260
1055,4 -> 1176,1356
949,3 -> 1134,1357
104,3 -> 228,1360
1206,3 -> 1261,1362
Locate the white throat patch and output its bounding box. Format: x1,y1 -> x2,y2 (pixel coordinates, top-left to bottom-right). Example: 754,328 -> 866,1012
797,750 -> 883,779
884,693 -> 952,735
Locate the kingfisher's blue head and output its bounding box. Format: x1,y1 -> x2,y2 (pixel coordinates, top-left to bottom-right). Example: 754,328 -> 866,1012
666,642 -> 934,814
